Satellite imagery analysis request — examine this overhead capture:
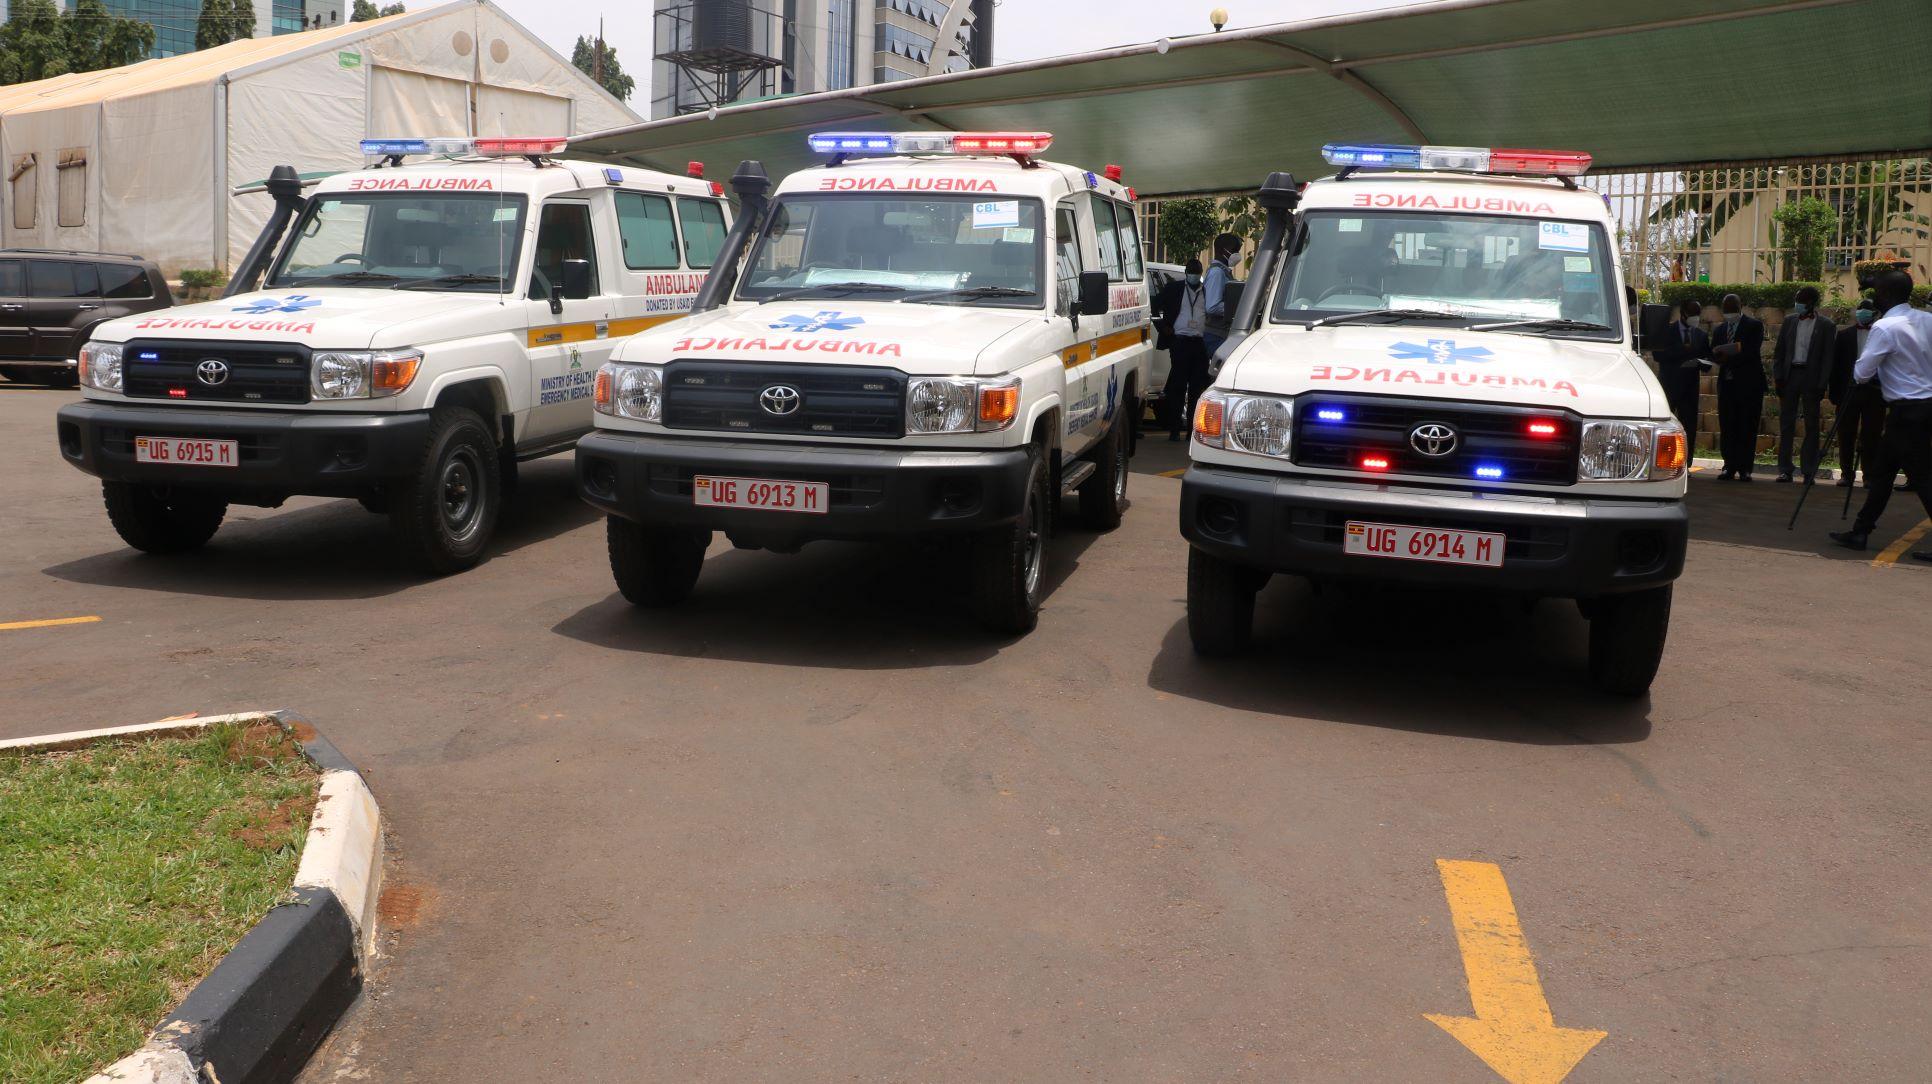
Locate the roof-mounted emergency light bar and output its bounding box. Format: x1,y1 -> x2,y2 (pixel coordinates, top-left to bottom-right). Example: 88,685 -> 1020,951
359,136 -> 570,159
1320,144 -> 1592,178
806,131 -> 1055,159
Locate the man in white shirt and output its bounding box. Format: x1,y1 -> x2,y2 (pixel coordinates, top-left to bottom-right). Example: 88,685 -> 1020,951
1830,271 -> 1932,560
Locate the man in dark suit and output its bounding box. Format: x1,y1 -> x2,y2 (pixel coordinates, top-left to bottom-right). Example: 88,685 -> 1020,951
1772,285 -> 1837,482
1829,299 -> 1883,487
1710,292 -> 1767,480
1650,298 -> 1711,450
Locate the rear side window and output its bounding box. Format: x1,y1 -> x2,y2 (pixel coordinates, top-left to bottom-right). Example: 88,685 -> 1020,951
614,191 -> 679,270
29,261 -> 99,298
1088,193 -> 1123,281
1118,203 -> 1144,280
98,264 -> 151,300
677,197 -> 727,269
0,260 -> 22,296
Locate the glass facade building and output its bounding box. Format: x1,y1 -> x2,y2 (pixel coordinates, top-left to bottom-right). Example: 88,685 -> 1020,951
72,0 -> 345,59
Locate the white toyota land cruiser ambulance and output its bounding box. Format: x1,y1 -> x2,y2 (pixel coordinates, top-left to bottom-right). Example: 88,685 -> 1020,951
56,136 -> 728,572
1181,145 -> 1689,694
577,132 -> 1152,633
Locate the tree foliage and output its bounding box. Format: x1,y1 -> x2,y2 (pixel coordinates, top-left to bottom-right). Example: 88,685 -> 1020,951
0,0 -> 155,86
195,0 -> 256,50
571,35 -> 634,102
1157,197 -> 1219,265
1771,196 -> 1837,282
351,0 -> 405,22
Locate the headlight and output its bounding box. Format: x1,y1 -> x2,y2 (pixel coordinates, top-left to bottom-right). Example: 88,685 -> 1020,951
78,342 -> 124,392
311,349 -> 422,400
905,376 -> 1019,434
1194,390 -> 1293,458
1579,420 -> 1686,481
594,362 -> 663,422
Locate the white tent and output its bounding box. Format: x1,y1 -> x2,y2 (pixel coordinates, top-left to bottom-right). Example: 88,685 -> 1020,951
0,0 -> 637,274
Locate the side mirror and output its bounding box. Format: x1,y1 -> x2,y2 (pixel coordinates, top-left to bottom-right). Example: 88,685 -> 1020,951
561,258 -> 592,300
1077,270 -> 1109,315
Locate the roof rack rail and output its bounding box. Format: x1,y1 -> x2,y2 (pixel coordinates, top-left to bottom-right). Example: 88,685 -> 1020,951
0,247 -> 145,260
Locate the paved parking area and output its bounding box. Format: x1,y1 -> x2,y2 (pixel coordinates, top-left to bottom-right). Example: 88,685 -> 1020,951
2,383 -> 1928,1082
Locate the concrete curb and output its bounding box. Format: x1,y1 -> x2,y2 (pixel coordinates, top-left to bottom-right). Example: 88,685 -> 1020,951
2,710 -> 385,1084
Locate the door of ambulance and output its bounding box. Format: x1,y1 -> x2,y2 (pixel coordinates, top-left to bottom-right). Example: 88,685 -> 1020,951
523,198 -> 619,444
1055,196 -> 1116,456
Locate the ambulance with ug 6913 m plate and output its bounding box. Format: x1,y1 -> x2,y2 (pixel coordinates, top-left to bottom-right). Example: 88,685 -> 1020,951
576,131 -> 1152,633
1181,145 -> 1689,694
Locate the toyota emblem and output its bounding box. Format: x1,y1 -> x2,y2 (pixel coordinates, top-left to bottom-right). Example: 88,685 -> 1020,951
1409,422 -> 1458,457
195,358 -> 231,386
759,384 -> 802,416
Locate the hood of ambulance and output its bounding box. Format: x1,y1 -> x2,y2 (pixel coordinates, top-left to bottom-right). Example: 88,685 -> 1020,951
98,287 -> 517,351
627,299 -> 1041,376
1221,323 -> 1660,418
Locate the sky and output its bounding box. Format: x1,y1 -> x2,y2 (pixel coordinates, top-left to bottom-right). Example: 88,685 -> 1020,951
464,0 -> 1418,111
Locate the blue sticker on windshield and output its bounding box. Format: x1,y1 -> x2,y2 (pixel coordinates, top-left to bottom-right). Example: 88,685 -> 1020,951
233,295 -> 320,315
769,310 -> 864,333
1389,339 -> 1494,365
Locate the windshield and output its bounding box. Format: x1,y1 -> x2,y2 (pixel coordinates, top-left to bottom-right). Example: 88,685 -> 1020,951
1272,210 -> 1622,340
736,194 -> 1045,307
268,192 -> 529,290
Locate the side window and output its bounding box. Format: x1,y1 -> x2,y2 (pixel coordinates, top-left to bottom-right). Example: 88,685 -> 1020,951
1118,202 -> 1144,280
1088,193 -> 1123,281
10,154 -> 35,230
98,264 -> 152,300
57,148 -> 86,228
1053,203 -> 1084,315
613,191 -> 679,270
677,197 -> 728,269
0,260 -> 22,297
529,202 -> 599,298
29,261 -> 98,298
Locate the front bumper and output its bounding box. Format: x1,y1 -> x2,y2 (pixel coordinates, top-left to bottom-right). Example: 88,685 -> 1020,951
2,357 -> 77,370
1180,465 -> 1687,597
576,429 -> 1032,542
56,399 -> 431,496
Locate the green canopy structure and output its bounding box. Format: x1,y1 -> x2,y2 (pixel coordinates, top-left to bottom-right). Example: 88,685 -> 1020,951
571,0 -> 1932,196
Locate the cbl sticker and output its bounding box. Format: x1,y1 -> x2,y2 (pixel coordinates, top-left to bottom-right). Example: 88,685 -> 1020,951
1538,222 -> 1590,252
972,201 -> 1020,229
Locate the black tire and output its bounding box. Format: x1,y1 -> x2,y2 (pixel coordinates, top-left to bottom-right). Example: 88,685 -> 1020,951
1078,413 -> 1131,531
0,366 -> 31,384
971,445 -> 1048,635
1187,545 -> 1264,657
1587,585 -> 1673,696
388,406 -> 500,575
101,481 -> 226,554
606,515 -> 708,608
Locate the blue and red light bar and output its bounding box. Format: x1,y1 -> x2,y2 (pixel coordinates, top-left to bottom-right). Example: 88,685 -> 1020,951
359,136 -> 568,158
807,131 -> 1054,157
1321,144 -> 1591,177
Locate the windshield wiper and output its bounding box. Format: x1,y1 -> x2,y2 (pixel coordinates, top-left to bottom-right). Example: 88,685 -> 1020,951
394,273 -> 508,291
1468,317 -> 1614,335
283,270 -> 401,286
897,285 -> 1036,304
1308,307 -> 1466,329
758,282 -> 907,304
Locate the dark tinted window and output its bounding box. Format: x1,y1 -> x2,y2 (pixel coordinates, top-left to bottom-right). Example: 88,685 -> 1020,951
613,192 -> 678,270
98,263 -> 151,299
0,260 -> 22,297
29,260 -> 99,298
530,202 -> 599,297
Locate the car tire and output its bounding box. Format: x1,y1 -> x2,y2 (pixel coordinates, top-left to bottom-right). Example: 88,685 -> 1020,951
101,482 -> 226,554
1078,414 -> 1130,531
388,406 -> 500,575
971,444 -> 1047,635
606,515 -> 708,607
1187,545 -> 1264,657
1586,585 -> 1672,696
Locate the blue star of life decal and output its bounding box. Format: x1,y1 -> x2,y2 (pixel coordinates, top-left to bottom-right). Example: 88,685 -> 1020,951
232,294 -> 321,315
1103,367 -> 1120,421
768,310 -> 865,333
1389,338 -> 1495,365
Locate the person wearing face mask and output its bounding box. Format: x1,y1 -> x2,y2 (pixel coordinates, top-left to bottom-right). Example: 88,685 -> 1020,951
1202,233 -> 1242,367
1772,285 -> 1837,483
1164,259 -> 1211,442
1650,298 -> 1712,449
1829,299 -> 1884,487
1710,293 -> 1767,480
1831,270 -> 1932,561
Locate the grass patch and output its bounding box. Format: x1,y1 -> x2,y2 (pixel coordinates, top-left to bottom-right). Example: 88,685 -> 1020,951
0,723 -> 318,1083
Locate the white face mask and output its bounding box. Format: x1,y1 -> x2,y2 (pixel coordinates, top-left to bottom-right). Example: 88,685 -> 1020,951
1185,275 -> 1200,288
1724,312 -> 1741,325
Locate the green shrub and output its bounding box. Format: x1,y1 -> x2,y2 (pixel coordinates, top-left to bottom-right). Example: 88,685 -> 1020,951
178,268 -> 227,290
1156,198 -> 1219,266
1655,281 -> 1824,311
1771,198 -> 1835,281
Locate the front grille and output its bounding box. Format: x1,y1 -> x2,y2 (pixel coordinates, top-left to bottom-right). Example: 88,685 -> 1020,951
123,339 -> 310,405
645,463 -> 886,510
1293,394 -> 1578,486
662,361 -> 905,439
1286,508 -> 1571,562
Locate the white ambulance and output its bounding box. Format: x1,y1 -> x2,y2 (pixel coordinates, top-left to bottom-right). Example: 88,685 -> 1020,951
57,137 -> 728,572
1181,145 -> 1688,694
577,131 -> 1152,633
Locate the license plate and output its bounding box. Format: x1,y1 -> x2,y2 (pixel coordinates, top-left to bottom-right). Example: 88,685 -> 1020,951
1344,520 -> 1504,568
134,436 -> 238,468
693,475 -> 828,515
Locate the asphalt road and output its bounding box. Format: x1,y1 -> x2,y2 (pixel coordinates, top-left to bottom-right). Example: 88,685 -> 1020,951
3,383 -> 1928,1083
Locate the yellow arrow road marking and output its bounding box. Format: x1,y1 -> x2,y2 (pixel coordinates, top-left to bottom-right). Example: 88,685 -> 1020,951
1872,518 -> 1931,568
1425,859 -> 1606,1084
0,614 -> 99,629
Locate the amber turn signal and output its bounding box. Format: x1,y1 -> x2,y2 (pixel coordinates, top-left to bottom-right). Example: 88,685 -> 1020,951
1654,430 -> 1687,473
1194,395 -> 1224,439
978,384 -> 1019,427
372,355 -> 421,393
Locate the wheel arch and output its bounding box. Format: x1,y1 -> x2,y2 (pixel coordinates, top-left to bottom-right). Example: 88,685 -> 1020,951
424,369 -> 513,447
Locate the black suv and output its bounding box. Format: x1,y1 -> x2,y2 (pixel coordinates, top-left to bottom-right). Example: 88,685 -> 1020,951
0,250 -> 172,387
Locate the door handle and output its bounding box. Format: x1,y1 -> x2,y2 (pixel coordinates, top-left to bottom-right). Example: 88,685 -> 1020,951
75,304 -> 100,310
0,303 -> 23,311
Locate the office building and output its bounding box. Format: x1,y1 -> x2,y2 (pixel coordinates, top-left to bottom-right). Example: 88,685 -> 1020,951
0,0 -> 348,60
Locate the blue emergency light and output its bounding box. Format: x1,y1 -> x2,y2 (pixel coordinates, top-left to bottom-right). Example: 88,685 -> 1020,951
1314,407 -> 1347,422
1321,143 -> 1592,177
1474,464 -> 1506,480
806,131 -> 1055,157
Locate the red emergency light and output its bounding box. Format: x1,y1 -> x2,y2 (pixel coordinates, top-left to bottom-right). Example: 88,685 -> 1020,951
1488,149 -> 1594,177
1103,164 -> 1123,181
1360,455 -> 1392,472
472,136 -> 568,156
1526,420 -> 1560,438
687,161 -> 705,178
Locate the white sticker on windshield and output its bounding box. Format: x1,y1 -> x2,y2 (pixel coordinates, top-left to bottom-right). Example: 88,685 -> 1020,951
1538,221 -> 1590,252
973,201 -> 1020,229
1564,256 -> 1593,272
493,207 -> 518,222
1337,218 -> 1363,233
1002,227 -> 1035,244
